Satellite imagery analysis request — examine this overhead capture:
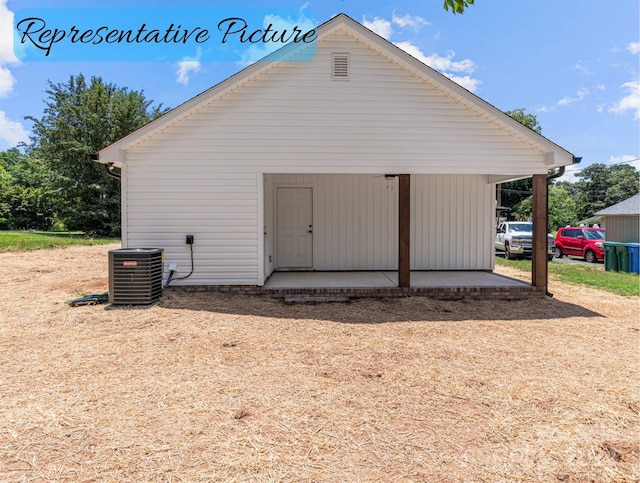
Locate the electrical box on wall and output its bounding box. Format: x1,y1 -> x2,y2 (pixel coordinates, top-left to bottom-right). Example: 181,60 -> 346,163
186,235 -> 194,245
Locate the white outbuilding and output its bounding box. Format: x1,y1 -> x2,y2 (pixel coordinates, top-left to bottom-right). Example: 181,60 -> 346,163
96,14 -> 576,295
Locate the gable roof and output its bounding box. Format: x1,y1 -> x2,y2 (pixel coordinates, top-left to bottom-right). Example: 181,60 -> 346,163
595,193 -> 640,216
97,13 -> 576,168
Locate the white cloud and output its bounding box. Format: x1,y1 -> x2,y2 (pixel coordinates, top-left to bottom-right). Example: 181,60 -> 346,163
174,46 -> 205,85
393,41 -> 429,63
554,162 -> 583,183
393,41 -> 479,91
238,13 -> 317,64
575,61 -> 590,74
0,64 -> 15,97
606,154 -> 640,171
444,74 -> 481,92
0,1 -> 27,148
538,87 -> 589,112
175,59 -> 201,86
557,88 -> 589,106
362,17 -> 392,40
609,81 -> 640,120
360,15 -> 480,92
0,110 -> 29,149
428,52 -> 475,73
394,42 -> 476,75
628,42 -> 640,55
0,0 -> 18,98
391,12 -> 429,31
0,0 -> 18,64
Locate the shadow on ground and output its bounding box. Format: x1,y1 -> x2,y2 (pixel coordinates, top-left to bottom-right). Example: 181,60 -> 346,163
157,290 -> 602,323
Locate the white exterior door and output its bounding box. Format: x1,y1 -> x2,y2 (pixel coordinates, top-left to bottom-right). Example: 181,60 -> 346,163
277,187 -> 313,269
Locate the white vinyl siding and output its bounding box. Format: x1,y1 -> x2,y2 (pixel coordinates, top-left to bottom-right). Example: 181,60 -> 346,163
412,175 -> 493,269
127,31 -> 550,175
266,174 -> 492,271
269,174 -> 397,270
125,159 -> 259,285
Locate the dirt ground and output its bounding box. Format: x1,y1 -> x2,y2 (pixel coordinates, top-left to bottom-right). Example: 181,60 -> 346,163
0,244 -> 638,482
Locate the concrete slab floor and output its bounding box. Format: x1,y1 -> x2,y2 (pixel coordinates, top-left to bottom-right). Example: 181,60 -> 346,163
263,271 -> 529,289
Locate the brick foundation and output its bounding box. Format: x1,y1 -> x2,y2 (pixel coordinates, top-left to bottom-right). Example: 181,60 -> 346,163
171,284 -> 545,301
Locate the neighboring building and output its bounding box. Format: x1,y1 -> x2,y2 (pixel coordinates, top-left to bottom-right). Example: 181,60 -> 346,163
95,14 -> 576,288
595,194 -> 640,243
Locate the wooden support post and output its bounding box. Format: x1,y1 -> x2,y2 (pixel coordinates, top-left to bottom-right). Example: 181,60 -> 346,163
398,174 -> 410,288
532,174 -> 548,290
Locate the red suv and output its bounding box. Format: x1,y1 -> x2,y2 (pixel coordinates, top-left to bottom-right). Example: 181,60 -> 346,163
554,227 -> 606,263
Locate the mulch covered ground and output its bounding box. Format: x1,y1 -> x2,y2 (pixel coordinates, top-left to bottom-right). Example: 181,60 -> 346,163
0,244 -> 638,482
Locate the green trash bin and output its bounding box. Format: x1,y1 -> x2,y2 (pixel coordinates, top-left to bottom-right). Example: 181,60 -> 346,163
603,242 -> 618,272
616,243 -> 630,273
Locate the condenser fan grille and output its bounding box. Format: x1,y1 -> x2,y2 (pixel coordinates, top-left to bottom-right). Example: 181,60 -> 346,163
109,248 -> 163,305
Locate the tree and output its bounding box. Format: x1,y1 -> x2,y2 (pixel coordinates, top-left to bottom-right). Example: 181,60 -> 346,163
0,148 -> 62,230
513,186 -> 579,230
443,0 -> 474,14
0,160 -> 10,228
504,108 -> 542,134
572,163 -> 640,220
27,74 -> 167,236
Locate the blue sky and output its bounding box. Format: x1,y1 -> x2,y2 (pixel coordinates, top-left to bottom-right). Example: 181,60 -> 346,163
1,0 -> 638,183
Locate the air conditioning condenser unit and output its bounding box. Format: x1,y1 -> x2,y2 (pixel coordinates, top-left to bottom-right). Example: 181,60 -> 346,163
108,248 -> 164,305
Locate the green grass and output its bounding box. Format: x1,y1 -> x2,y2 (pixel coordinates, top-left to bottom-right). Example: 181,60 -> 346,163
0,230 -> 119,251
495,256 -> 640,297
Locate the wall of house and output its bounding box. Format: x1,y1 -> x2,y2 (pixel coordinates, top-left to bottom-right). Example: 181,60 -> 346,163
122,29 -> 548,285
265,174 -> 493,273
604,216 -> 640,243
266,173 -> 398,272
412,174 -> 494,269
124,162 -> 260,285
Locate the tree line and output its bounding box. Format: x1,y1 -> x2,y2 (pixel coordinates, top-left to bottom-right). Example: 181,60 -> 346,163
507,163 -> 639,229
0,74 -> 167,235
0,76 -> 638,235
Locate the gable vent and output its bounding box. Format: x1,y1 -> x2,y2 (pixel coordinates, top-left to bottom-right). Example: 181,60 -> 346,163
332,53 -> 349,80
